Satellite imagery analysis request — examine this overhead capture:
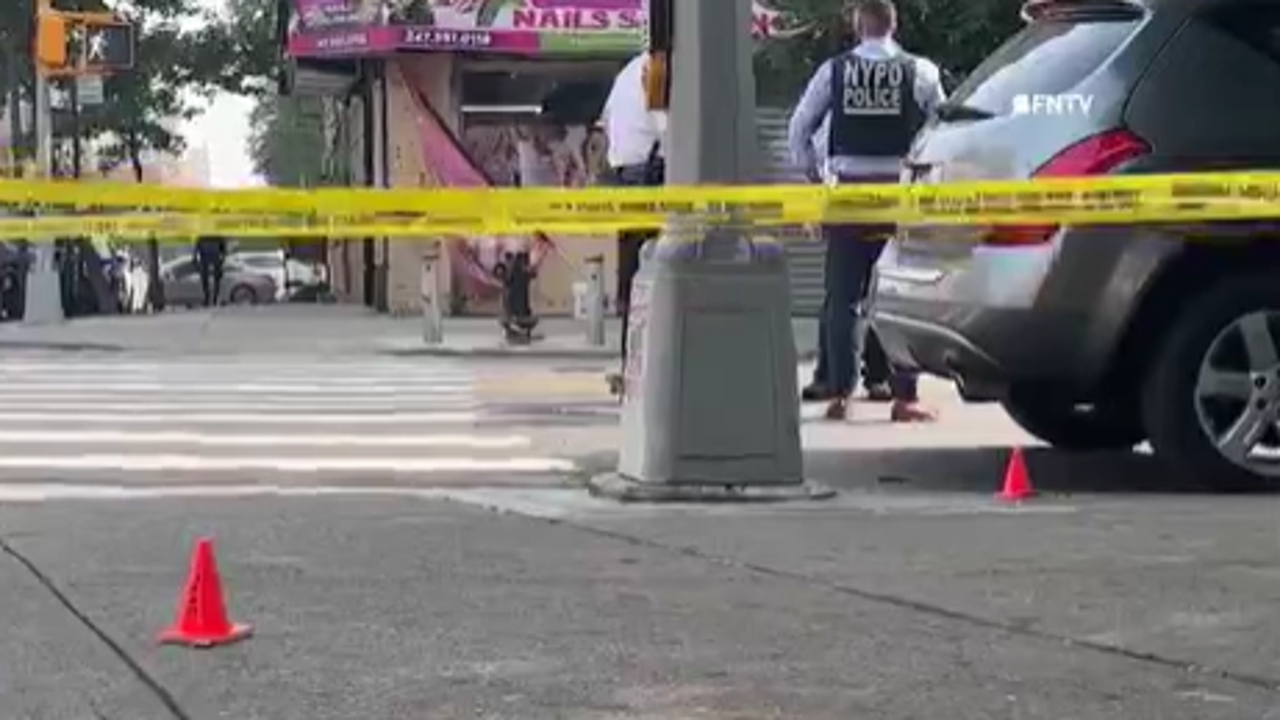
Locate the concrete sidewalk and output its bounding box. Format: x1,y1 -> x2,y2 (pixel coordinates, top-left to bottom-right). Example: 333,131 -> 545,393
0,305 -> 820,360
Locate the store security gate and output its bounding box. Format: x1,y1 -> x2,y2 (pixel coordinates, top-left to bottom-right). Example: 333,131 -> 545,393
756,107 -> 824,317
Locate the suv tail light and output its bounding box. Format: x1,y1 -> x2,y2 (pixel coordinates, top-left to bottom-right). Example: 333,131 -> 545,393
983,128 -> 1150,246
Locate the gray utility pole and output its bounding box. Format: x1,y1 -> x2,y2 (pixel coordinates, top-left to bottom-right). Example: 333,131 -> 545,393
589,0 -> 831,502
24,66 -> 64,324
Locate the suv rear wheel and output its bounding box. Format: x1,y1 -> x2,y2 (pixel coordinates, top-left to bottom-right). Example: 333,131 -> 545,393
1143,271 -> 1280,492
1001,385 -> 1146,451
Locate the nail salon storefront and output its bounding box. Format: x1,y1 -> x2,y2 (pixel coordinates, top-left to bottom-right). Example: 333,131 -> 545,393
281,0 -> 824,317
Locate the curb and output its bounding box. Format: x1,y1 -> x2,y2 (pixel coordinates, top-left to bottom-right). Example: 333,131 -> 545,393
379,344 -> 619,361
0,340 -> 127,353
383,345 -> 819,362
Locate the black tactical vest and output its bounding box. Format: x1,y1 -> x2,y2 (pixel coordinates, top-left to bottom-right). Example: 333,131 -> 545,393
827,52 -> 926,158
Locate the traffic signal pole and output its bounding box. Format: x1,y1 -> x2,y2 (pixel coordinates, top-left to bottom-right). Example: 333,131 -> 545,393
27,0 -> 135,323
25,0 -> 63,324
589,0 -> 831,502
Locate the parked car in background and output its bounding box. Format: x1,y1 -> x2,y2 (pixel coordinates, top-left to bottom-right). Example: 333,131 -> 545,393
230,251 -> 329,302
872,0 -> 1280,491
160,256 -> 278,308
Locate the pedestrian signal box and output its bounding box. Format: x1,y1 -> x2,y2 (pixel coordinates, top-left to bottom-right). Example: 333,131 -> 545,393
33,9 -> 134,75
35,12 -> 68,68
80,23 -> 135,71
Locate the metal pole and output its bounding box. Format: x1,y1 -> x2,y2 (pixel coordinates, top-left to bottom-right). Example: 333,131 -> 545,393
589,0 -> 823,502
665,1 -> 757,187
23,62 -> 64,324
34,72 -> 51,176
584,254 -> 605,346
360,60 -> 375,308
377,59 -> 390,313
70,79 -> 81,178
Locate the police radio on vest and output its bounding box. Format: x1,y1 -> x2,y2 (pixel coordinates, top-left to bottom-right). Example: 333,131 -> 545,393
842,58 -> 906,116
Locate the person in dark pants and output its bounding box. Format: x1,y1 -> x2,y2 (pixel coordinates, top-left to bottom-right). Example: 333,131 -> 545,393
194,236 -> 228,307
787,0 -> 945,421
805,321 -> 894,401
802,164 -> 894,404
612,146 -> 664,354
819,208 -> 914,419
599,50 -> 668,395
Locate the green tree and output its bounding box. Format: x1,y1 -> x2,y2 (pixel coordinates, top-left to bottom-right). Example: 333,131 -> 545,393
756,0 -> 1024,106
207,0 -> 334,189
79,0 -> 214,310
248,93 -> 327,187
0,0 -> 35,168
191,0 -> 282,97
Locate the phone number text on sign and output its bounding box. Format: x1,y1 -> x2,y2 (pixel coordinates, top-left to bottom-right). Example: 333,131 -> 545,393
401,28 -> 493,49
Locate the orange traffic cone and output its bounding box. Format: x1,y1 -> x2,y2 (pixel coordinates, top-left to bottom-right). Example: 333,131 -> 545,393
158,537 -> 252,648
997,447 -> 1036,502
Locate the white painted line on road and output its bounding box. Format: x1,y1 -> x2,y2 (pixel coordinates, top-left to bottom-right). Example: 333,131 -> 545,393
0,430 -> 531,449
0,411 -> 481,425
0,484 -> 507,503
0,358 -> 471,367
0,382 -> 474,394
0,400 -> 483,412
0,371 -> 478,384
0,455 -> 576,473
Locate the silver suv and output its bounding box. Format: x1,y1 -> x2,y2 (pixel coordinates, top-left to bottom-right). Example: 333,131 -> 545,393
873,0 -> 1280,490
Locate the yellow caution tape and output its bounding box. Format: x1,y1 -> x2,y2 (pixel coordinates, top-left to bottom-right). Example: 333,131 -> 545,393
0,198 -> 1276,241
0,172 -> 1278,239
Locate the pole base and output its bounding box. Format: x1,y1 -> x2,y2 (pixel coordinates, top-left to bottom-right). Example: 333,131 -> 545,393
22,268 -> 63,325
588,473 -> 835,504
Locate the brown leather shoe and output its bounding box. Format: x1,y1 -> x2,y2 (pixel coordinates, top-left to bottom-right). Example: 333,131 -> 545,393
824,397 -> 849,420
890,401 -> 937,423
863,383 -> 894,403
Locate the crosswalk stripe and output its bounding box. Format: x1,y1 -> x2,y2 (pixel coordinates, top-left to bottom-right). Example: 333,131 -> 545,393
0,402 -> 482,412
0,430 -> 531,449
0,370 -> 473,380
0,353 -> 576,479
0,394 -> 482,405
0,411 -> 481,425
0,382 -> 475,394
0,455 -> 576,473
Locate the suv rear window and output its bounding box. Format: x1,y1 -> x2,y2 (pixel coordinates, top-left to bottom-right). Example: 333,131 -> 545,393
946,16 -> 1142,116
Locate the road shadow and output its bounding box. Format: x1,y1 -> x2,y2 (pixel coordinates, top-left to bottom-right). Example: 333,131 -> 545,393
806,445 -> 1222,495
573,445 -> 1250,496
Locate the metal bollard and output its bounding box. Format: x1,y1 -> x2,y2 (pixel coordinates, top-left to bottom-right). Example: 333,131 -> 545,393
584,254 -> 605,347
421,244 -> 443,345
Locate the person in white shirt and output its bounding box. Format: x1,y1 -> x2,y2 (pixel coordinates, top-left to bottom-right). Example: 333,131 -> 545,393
599,51 -> 668,394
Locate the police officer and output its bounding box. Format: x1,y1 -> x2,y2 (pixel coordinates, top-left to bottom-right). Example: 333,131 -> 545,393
193,236 -> 228,308
787,0 -> 943,422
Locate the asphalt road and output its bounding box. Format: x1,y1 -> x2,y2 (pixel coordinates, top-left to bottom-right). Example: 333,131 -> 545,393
2,497 -> 1277,720
1,322 -> 1278,718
